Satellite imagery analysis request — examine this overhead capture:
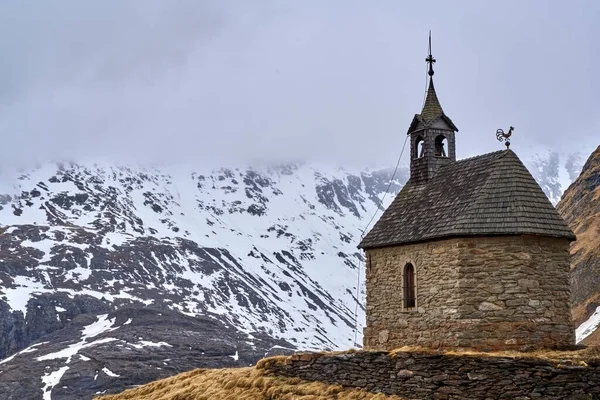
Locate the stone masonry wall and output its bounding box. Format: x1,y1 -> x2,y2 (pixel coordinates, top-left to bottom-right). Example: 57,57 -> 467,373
364,238 -> 462,350
259,349 -> 600,400
454,236 -> 574,350
364,236 -> 574,351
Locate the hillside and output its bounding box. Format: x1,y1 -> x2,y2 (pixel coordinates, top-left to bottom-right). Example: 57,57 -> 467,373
557,145 -> 600,345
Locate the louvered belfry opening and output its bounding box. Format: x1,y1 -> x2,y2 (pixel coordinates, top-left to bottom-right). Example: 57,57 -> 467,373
403,263 -> 416,309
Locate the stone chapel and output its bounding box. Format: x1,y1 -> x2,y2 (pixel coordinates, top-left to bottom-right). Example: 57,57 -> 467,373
358,44 -> 576,352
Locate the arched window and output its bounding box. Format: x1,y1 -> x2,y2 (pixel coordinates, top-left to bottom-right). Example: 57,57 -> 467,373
403,263 -> 416,309
434,135 -> 448,157
415,136 -> 425,159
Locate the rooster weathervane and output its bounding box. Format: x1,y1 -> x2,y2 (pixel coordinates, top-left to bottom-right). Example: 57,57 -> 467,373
496,126 -> 514,149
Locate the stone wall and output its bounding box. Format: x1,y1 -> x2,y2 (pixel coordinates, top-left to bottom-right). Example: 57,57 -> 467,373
364,238 -> 462,350
258,349 -> 600,400
364,235 -> 574,351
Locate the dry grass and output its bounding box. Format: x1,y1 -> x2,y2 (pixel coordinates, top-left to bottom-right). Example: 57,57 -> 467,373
388,345 -> 600,365
95,366 -> 403,400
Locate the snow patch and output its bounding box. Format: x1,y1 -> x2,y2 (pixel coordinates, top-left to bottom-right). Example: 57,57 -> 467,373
37,315 -> 120,365
41,366 -> 69,400
129,340 -> 172,349
3,276 -> 51,313
576,306 -> 600,343
0,342 -> 48,365
102,367 -> 120,377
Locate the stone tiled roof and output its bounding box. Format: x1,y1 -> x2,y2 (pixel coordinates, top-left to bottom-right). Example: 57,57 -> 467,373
359,150 -> 576,249
407,79 -> 458,133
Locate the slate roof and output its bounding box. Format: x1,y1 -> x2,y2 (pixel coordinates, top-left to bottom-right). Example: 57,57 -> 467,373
407,78 -> 458,134
359,149 -> 576,249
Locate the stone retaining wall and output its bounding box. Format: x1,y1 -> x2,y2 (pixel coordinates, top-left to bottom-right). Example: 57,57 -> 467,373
258,349 -> 600,400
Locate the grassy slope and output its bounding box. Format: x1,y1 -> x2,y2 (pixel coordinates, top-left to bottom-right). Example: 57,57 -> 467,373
95,366 -> 402,400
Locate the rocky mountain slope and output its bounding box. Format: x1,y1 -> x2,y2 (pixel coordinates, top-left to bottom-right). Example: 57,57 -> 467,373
557,146 -> 600,345
0,161 -> 405,399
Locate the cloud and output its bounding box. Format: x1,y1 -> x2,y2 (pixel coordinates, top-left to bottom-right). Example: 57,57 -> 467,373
0,0 -> 598,169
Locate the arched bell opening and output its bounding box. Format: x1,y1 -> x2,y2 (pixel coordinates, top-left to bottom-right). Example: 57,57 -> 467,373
415,136 -> 425,159
434,135 -> 448,157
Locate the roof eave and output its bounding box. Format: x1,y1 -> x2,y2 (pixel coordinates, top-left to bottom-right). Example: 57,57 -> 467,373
406,114 -> 421,134
358,232 -> 576,250
407,113 -> 458,135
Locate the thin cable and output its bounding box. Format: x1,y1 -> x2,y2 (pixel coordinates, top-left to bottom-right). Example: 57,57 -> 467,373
353,133 -> 410,346
360,134 -> 409,239
352,255 -> 362,347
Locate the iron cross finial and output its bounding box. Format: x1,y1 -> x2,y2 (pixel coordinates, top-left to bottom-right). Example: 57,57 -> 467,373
426,31 -> 436,76
496,126 -> 514,149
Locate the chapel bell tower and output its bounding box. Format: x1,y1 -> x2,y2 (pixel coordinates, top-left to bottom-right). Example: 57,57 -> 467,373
407,34 -> 458,184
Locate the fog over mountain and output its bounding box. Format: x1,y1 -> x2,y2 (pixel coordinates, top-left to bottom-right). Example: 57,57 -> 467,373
0,1 -> 598,169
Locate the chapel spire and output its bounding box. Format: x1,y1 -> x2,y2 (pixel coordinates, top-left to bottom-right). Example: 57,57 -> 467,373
420,32 -> 445,122
406,33 -> 458,184
407,33 -> 457,134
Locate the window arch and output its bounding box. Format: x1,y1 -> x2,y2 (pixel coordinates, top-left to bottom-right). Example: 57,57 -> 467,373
403,263 -> 416,309
434,135 -> 448,157
414,136 -> 425,159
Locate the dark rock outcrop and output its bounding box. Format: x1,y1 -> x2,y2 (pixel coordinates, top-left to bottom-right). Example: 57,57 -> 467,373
0,301 -> 26,359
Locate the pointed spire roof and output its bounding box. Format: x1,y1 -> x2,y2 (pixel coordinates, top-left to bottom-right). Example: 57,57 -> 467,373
407,34 -> 458,134
420,77 -> 444,121
406,79 -> 458,134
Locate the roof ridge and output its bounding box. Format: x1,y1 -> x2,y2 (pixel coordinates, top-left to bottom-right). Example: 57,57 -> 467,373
454,149 -> 507,164
434,150 -> 506,177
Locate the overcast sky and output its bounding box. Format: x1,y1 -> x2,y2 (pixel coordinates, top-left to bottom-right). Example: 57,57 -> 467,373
0,1 -> 598,168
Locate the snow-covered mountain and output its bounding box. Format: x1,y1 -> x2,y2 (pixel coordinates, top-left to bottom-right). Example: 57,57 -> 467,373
0,151 -> 585,399
0,160 -> 409,399
526,151 -> 585,205
0,161 -> 405,350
